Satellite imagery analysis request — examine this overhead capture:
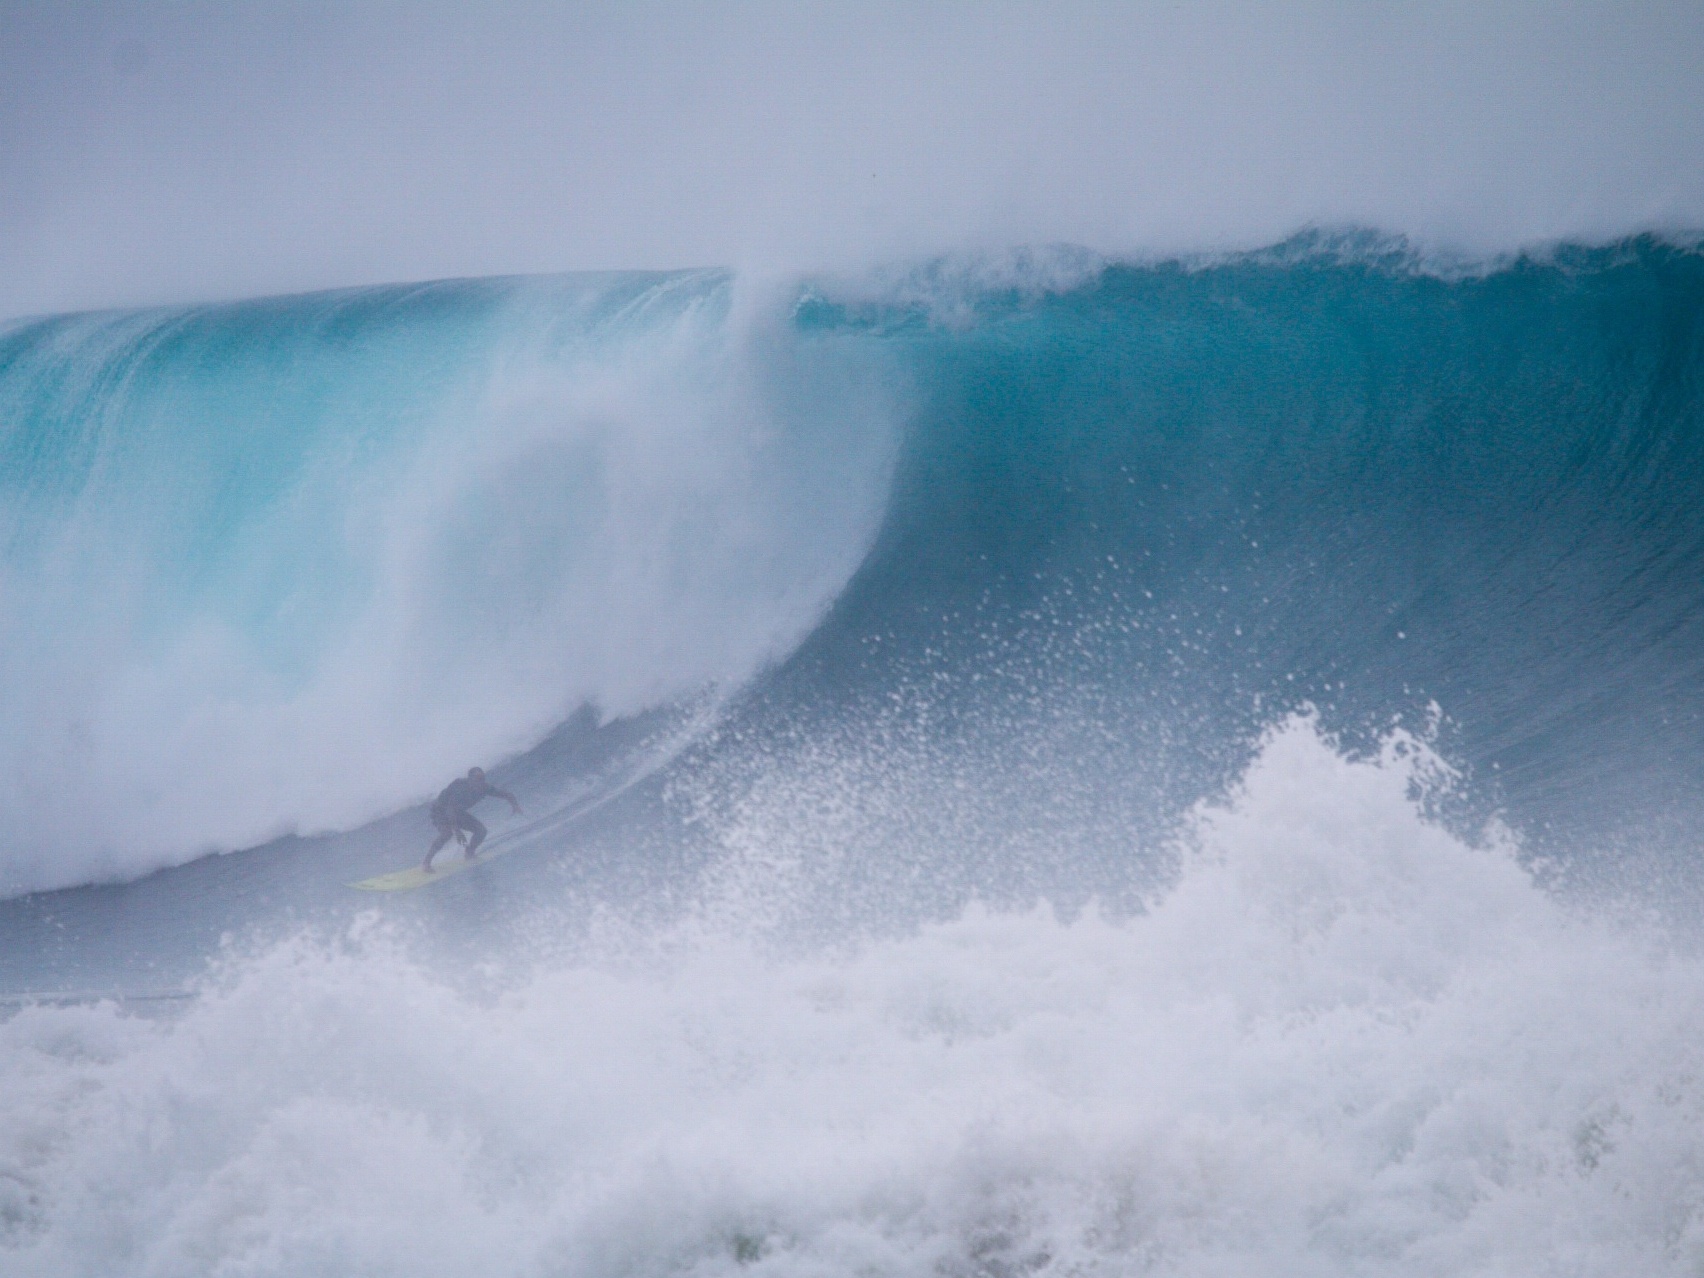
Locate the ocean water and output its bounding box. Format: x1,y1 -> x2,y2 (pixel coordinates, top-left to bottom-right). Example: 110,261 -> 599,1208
4,236 -> 1704,1274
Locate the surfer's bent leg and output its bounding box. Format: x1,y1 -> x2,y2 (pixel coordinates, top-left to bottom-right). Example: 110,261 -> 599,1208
424,808 -> 455,871
460,813 -> 487,859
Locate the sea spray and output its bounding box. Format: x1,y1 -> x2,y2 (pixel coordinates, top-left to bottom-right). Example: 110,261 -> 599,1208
0,273 -> 898,892
4,718 -> 1701,1276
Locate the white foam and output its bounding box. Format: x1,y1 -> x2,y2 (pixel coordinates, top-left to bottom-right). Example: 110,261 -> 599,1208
4,719 -> 1701,1275
0,275 -> 899,895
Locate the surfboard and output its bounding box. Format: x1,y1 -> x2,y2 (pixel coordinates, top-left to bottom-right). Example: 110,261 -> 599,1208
348,844 -> 512,893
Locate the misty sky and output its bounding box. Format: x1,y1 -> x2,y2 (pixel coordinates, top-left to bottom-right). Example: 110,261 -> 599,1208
3,0 -> 1702,318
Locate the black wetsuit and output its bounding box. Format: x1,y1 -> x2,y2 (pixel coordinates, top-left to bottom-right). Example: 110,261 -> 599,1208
430,776 -> 494,849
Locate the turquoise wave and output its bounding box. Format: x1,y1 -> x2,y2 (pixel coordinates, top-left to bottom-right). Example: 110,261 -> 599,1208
2,236 -> 1702,898
0,270 -> 896,891
774,237 -> 1704,877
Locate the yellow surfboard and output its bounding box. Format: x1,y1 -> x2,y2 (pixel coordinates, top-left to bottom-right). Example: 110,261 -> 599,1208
348,843 -> 514,892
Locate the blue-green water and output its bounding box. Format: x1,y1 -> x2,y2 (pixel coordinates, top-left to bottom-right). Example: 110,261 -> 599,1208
5,238 -> 1704,1277
7,239 -> 1704,906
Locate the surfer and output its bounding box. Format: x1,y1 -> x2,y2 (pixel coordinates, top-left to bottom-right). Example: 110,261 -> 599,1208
423,767 -> 522,873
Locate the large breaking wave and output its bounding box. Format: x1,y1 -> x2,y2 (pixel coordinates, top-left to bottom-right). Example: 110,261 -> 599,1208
7,237 -> 1704,899
5,236 -> 1704,1274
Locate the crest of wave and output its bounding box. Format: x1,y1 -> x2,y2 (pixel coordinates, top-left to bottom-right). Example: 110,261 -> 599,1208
3,717 -> 1701,1276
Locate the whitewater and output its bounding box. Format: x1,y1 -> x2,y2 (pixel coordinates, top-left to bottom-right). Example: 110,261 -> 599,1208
4,237 -> 1704,1275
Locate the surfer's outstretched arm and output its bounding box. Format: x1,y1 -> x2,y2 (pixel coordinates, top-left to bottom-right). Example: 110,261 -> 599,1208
490,785 -> 522,816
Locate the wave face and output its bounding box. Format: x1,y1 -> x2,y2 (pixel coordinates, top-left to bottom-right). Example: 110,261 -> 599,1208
10,239 -> 1704,900
716,237 -> 1704,913
0,273 -> 898,894
4,237 -> 1704,1274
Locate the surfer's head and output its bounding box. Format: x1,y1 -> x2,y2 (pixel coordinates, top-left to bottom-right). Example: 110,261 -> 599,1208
468,767 -> 485,781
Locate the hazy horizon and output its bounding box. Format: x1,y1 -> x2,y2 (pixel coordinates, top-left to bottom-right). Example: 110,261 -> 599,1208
3,0 -> 1703,320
